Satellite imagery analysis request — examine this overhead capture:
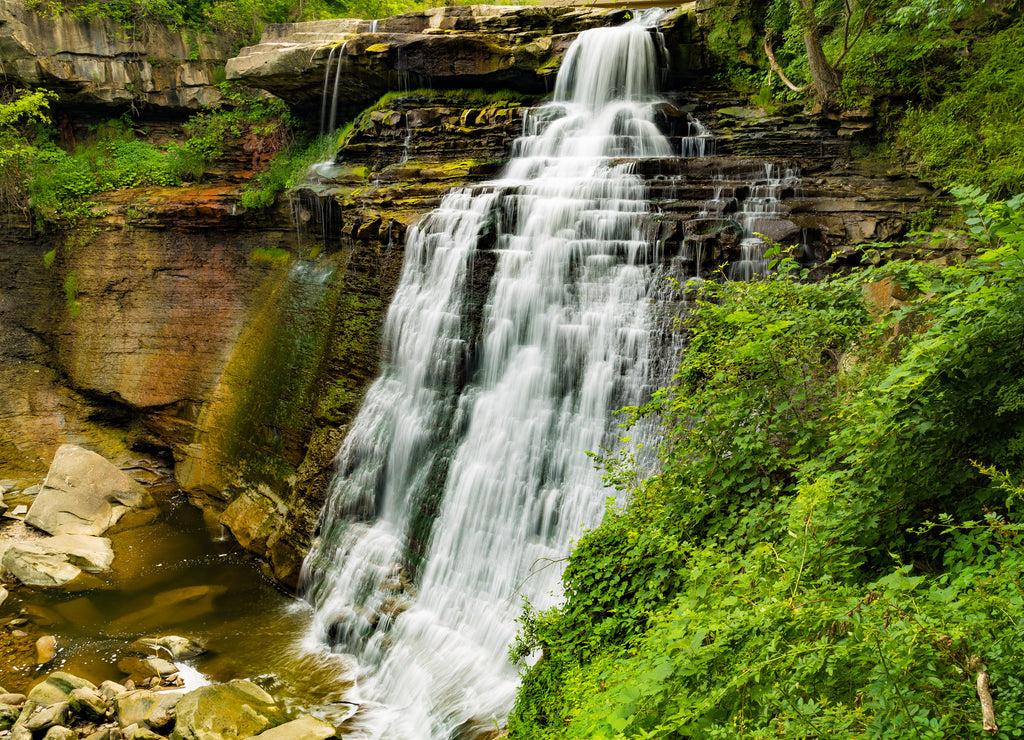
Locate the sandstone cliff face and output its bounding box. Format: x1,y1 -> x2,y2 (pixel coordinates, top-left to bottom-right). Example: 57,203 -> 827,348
0,2 -> 948,588
0,0 -> 228,110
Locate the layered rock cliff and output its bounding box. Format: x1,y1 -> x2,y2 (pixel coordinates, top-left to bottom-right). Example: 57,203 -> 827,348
0,0 -> 947,588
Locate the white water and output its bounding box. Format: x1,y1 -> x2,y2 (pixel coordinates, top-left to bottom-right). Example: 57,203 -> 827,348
302,15 -> 685,740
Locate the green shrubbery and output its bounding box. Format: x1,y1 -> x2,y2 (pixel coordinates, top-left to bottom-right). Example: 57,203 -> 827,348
730,0 -> 1024,194
0,83 -> 310,223
893,22 -> 1024,197
509,188 -> 1024,739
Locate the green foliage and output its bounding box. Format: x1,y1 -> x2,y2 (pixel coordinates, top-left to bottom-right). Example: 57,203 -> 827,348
239,132 -> 337,209
27,117 -> 179,221
893,21 -> 1024,196
510,189 -> 1024,740
751,0 -> 1023,194
172,83 -> 294,183
0,89 -> 57,220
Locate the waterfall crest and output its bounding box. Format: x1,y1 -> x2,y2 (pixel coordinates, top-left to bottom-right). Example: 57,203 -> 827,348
302,15 -> 684,739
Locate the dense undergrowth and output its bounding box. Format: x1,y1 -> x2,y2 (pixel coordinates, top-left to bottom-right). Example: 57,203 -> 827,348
25,0 -> 465,51
508,189 -> 1024,738
714,0 -> 1024,195
0,83 -> 333,223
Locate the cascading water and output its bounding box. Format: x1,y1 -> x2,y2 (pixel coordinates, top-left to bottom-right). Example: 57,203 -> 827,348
302,13 -> 689,739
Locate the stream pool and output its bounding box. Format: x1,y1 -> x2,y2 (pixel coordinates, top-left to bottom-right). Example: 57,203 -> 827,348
0,486 -> 355,724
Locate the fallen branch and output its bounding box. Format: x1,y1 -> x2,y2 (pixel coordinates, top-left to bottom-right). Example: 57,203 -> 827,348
969,655 -> 998,734
763,35 -> 810,92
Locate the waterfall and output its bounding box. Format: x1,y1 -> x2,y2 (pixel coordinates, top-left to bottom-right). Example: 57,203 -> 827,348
730,163 -> 800,280
320,43 -> 348,136
302,14 -> 685,739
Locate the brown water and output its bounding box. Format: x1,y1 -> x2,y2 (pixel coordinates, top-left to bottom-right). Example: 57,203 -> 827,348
1,488 -> 355,723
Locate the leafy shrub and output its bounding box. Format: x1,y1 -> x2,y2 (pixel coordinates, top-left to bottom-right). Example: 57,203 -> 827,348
510,188 -> 1024,739
894,22 -> 1024,196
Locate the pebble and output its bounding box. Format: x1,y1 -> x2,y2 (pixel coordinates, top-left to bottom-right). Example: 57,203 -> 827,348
0,693 -> 27,705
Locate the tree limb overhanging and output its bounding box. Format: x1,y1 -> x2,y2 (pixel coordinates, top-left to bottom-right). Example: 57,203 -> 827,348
763,34 -> 811,92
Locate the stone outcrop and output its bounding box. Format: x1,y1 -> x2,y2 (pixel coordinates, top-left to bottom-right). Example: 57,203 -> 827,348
0,0 -> 229,110
227,4 -> 702,120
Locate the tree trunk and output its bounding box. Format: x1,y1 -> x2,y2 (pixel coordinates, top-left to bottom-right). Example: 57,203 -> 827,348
804,26 -> 842,107
799,0 -> 843,108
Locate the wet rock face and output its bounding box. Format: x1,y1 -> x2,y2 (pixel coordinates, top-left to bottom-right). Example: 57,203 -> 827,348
0,0 -> 230,110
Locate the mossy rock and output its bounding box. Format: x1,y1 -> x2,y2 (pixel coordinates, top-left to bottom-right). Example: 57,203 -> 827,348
170,680 -> 284,740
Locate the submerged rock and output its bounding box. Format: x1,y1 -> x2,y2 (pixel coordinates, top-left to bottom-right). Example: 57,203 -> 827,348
25,446 -> 156,538
107,585 -> 227,634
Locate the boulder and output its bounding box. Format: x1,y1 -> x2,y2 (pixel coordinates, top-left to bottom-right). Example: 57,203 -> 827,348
23,701 -> 69,731
26,672 -> 97,705
0,693 -> 27,706
114,689 -> 181,731
99,681 -> 129,701
67,687 -> 108,721
251,715 -> 338,740
26,446 -> 156,537
170,680 -> 283,740
0,704 -> 19,731
43,726 -> 76,740
35,635 -> 57,664
129,727 -> 167,740
1,536 -> 114,590
10,724 -> 32,740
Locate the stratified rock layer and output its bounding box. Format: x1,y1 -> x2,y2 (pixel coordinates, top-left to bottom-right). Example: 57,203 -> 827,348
0,0 -> 229,110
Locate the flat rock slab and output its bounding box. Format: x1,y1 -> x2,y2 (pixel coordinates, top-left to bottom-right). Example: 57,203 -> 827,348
251,716 -> 338,740
1,535 -> 114,589
26,445 -> 156,537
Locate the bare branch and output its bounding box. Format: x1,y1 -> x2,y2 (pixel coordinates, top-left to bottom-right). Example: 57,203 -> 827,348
969,656 -> 999,735
763,35 -> 811,92
834,0 -> 875,69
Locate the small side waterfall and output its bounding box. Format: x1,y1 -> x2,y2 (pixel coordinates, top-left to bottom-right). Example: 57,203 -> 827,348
302,14 -> 693,739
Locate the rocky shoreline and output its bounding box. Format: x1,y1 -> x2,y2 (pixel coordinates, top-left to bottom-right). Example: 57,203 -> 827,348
0,668 -> 340,740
